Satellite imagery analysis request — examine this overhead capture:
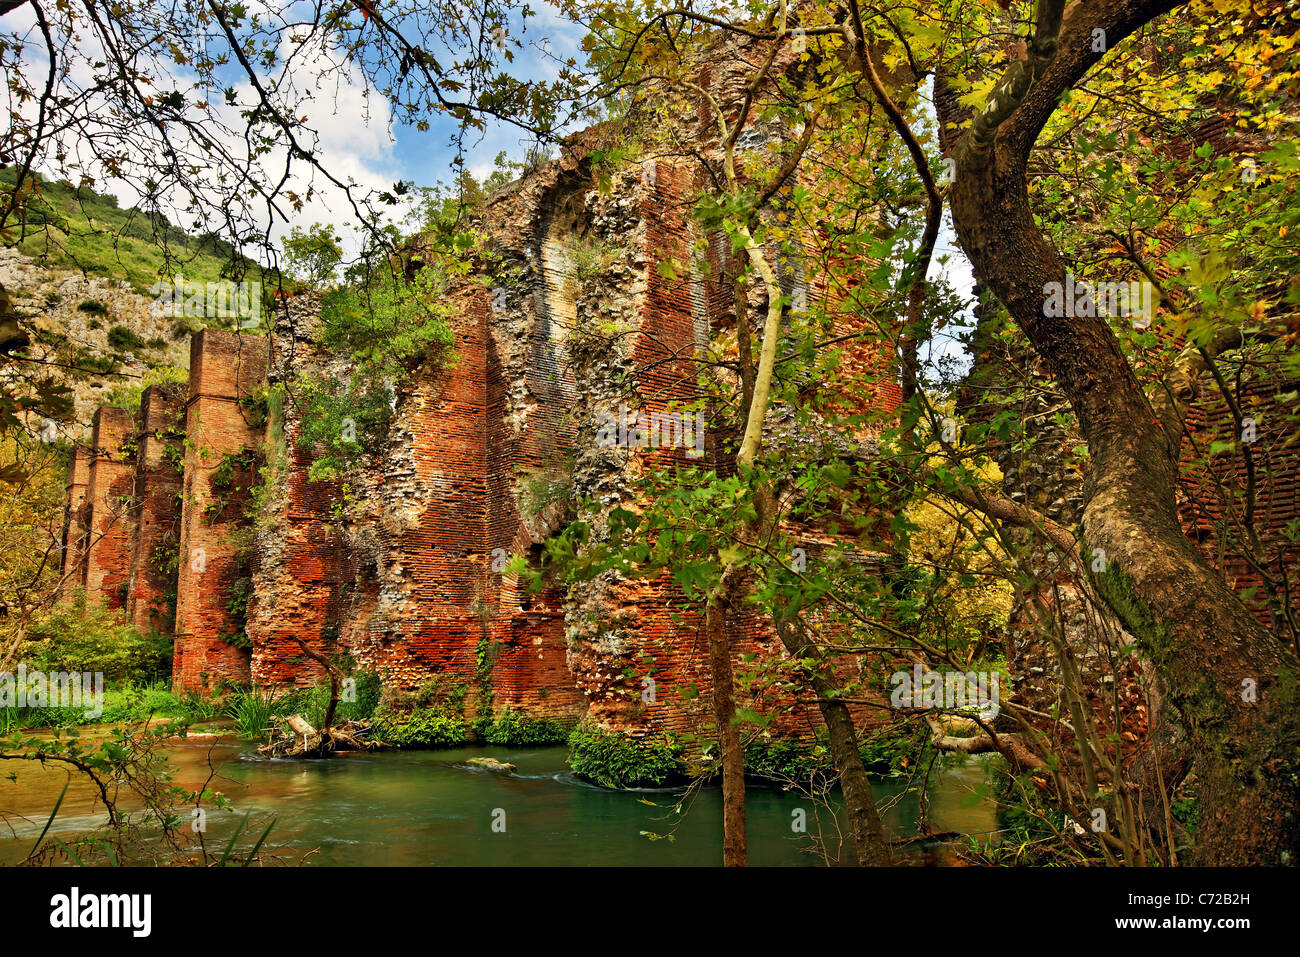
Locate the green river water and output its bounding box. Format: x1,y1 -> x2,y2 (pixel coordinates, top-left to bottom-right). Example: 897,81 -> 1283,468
0,736 -> 1000,865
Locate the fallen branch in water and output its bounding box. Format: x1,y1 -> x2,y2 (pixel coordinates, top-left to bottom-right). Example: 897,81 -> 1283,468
257,713 -> 383,758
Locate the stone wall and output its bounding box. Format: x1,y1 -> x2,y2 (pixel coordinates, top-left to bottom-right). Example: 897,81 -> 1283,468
59,445 -> 92,585
1179,375 -> 1300,631
244,291 -> 346,690
55,52 -> 905,745
171,330 -> 268,691
81,406 -> 136,608
233,144 -> 897,742
125,383 -> 187,638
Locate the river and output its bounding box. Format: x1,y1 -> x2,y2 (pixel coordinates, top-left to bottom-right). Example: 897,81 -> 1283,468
0,735 -> 1000,865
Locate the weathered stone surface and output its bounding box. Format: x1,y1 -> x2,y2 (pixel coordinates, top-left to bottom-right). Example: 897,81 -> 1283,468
56,136 -> 901,743
81,406 -> 136,607
465,757 -> 516,773
125,383 -> 187,637
0,246 -> 189,432
172,329 -> 268,692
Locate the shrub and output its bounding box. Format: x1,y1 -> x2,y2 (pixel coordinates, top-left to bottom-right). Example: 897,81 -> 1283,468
385,674 -> 467,712
744,739 -> 834,787
744,729 -> 922,785
567,723 -> 686,789
24,595 -> 169,684
338,670 -> 381,721
480,708 -> 569,746
97,681 -> 179,723
371,706 -> 471,748
858,721 -> 927,775
106,324 -> 146,351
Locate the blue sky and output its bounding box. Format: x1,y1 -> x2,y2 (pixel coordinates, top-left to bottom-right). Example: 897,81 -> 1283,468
4,0 -> 973,372
361,5 -> 593,192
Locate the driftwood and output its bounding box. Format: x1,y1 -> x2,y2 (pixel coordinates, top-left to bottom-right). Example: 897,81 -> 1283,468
285,715 -> 315,737
257,713 -> 384,758
256,637 -> 387,758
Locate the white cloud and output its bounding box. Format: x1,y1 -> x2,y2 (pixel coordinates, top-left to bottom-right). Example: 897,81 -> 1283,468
4,7 -> 405,268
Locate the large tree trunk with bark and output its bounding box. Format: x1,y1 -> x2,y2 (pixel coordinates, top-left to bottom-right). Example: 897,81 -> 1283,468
945,0 -> 1300,863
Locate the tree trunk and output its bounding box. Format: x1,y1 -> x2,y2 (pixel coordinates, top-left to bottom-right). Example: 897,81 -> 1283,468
772,611 -> 891,865
707,594 -> 747,866
945,0 -> 1300,863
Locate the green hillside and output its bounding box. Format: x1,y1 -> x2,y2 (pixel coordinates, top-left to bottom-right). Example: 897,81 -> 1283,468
1,170 -> 262,293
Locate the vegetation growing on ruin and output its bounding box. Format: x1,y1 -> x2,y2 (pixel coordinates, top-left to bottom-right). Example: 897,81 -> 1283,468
293,375 -> 394,483
562,234 -> 621,293
518,454 -> 576,520
104,366 -> 189,415
150,530 -> 181,626
205,448 -> 259,522
567,723 -> 687,789
473,633 -> 503,735
481,709 -> 571,746
280,221 -> 463,486
372,706 -> 472,748
247,384 -> 288,530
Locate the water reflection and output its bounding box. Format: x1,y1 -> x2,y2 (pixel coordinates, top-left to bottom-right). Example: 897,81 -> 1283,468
0,735 -> 999,866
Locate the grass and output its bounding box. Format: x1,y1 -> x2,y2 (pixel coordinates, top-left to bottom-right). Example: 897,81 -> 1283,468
2,169 -> 263,294
0,670 -> 575,754
0,680 -> 225,732
227,687 -> 280,740
224,672 -> 383,742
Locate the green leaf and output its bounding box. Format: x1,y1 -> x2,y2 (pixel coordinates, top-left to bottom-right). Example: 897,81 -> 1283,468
29,778 -> 69,860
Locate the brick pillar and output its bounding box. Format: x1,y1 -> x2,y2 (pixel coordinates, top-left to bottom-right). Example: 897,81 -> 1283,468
81,406 -> 138,608
60,445 -> 93,586
173,330 -> 268,693
249,294 -> 347,688
126,383 -> 187,638
351,287 -> 493,694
